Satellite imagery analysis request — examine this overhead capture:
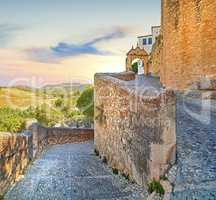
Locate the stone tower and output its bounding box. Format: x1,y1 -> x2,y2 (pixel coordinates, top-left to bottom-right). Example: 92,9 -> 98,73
161,0 -> 216,90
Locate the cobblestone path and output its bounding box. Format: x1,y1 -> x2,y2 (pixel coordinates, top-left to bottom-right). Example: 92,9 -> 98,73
170,95 -> 216,199
5,141 -> 148,200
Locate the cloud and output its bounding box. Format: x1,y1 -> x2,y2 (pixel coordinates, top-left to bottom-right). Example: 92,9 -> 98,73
26,27 -> 127,63
0,24 -> 22,47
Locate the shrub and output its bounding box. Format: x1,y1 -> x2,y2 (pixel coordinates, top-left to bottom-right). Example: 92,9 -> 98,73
160,175 -> 168,181
94,149 -> 99,156
112,168 -> 119,175
148,179 -> 165,196
0,107 -> 26,133
0,194 -> 4,200
55,98 -> 64,107
76,86 -> 94,120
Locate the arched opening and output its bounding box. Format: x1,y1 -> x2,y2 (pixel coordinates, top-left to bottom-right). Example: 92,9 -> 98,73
125,46 -> 149,75
131,58 -> 145,75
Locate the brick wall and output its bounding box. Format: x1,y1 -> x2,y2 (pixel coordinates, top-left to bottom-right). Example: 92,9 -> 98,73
161,0 -> 216,90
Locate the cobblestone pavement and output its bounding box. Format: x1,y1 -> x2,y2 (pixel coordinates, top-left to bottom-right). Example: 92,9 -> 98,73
5,141 -> 148,200
170,95 -> 216,199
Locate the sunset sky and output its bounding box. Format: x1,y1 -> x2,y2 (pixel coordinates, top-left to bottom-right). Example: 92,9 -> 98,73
0,0 -> 160,87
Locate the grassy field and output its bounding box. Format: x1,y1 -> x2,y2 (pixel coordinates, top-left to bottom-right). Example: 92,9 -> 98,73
0,87 -> 51,109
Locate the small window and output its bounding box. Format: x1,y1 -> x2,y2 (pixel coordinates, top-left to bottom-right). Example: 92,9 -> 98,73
148,38 -> 152,45
143,38 -> 147,45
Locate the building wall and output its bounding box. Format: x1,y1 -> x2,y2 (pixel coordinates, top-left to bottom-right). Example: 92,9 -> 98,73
94,73 -> 176,186
161,0 -> 216,90
152,26 -> 161,44
138,36 -> 153,54
138,26 -> 160,54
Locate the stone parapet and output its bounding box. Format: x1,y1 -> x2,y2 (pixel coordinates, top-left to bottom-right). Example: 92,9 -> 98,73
0,131 -> 32,195
94,73 -> 176,186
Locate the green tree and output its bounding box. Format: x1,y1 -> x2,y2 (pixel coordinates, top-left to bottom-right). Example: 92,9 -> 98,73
55,98 -> 64,107
76,86 -> 94,119
131,62 -> 138,73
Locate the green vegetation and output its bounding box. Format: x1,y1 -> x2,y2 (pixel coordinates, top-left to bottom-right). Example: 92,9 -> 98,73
160,175 -> 168,181
0,84 -> 94,133
94,149 -> 100,156
0,107 -> 26,133
131,62 -> 138,73
148,179 -> 165,196
112,168 -> 119,175
76,86 -> 94,120
0,195 -> 4,200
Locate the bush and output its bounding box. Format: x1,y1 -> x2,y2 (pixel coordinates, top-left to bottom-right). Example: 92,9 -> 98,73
148,179 -> 165,196
0,107 -> 26,133
76,86 -> 94,120
112,168 -> 119,175
0,195 -> 4,200
55,98 -> 64,107
94,149 -> 99,156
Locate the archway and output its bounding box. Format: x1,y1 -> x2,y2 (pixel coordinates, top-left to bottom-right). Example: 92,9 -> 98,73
126,46 -> 149,75
131,58 -> 145,74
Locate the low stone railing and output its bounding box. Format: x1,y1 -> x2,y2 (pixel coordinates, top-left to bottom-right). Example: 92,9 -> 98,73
30,124 -> 94,157
0,125 -> 94,195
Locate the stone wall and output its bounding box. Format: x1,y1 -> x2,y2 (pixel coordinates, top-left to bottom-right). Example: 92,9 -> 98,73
47,128 -> 94,145
0,126 -> 94,195
161,0 -> 216,90
149,35 -> 163,77
100,71 -> 135,81
0,132 -> 32,195
94,73 -> 176,186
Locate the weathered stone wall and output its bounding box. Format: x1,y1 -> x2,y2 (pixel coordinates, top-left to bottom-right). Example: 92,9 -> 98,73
0,132 -> 32,194
161,0 -> 216,90
47,127 -> 94,145
0,126 -> 94,195
149,35 -> 163,77
94,73 -> 176,186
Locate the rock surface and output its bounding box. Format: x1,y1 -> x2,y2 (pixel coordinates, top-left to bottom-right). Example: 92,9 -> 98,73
5,141 -> 148,200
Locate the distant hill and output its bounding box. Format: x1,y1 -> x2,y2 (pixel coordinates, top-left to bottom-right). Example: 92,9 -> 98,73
0,82 -> 91,109
42,82 -> 91,92
0,87 -> 43,109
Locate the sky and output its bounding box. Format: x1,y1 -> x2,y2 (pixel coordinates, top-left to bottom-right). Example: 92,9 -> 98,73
0,0 -> 161,87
